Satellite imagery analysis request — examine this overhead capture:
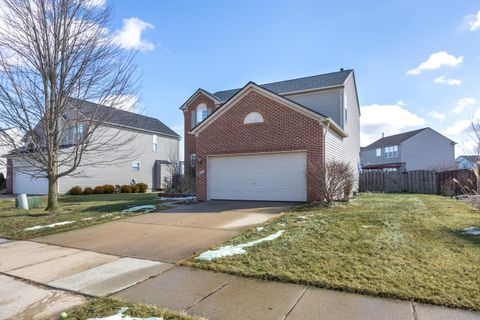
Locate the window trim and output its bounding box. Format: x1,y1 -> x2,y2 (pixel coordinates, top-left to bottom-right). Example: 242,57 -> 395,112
243,111 -> 264,124
132,161 -> 141,171
384,145 -> 399,158
196,103 -> 208,123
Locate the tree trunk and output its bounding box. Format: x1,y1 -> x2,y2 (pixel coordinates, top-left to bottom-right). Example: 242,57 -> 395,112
46,174 -> 59,211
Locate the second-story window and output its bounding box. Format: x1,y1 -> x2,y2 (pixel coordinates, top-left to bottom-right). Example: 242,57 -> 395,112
376,148 -> 381,157
385,145 -> 398,158
196,103 -> 208,123
152,134 -> 158,152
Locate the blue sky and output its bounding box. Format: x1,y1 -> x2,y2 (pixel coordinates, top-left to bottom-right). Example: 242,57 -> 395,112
109,0 -> 480,158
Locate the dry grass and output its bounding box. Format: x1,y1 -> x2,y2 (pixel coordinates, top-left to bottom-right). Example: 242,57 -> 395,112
0,193 -> 166,240
66,297 -> 205,320
187,193 -> 480,310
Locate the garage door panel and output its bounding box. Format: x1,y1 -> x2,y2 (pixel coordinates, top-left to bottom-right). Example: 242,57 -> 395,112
13,171 -> 48,195
208,152 -> 307,202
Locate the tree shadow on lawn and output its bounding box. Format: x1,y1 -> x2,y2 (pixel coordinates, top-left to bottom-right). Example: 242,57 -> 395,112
445,228 -> 480,246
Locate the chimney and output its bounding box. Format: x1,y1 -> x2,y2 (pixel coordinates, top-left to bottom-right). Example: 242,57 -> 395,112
340,68 -> 344,72
382,132 -> 385,138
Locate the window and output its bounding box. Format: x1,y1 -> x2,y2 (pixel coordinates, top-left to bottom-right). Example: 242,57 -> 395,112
376,148 -> 381,157
152,135 -> 158,152
243,112 -> 264,124
384,145 -> 398,158
344,93 -> 348,124
132,161 -> 140,171
196,103 -> 208,123
190,153 -> 197,168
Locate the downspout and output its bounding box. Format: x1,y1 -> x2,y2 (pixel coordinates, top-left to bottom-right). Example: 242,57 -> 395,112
323,119 -> 331,165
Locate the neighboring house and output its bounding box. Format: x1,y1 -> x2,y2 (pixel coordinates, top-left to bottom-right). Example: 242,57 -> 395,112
360,128 -> 456,173
5,100 -> 180,195
456,155 -> 480,170
181,69 -> 361,202
0,128 -> 22,177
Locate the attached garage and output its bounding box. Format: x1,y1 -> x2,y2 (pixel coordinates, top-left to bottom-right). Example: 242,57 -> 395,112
13,170 -> 48,195
207,152 -> 307,202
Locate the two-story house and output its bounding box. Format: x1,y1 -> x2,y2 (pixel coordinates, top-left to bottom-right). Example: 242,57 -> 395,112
181,69 -> 361,202
360,128 -> 456,172
5,99 -> 180,195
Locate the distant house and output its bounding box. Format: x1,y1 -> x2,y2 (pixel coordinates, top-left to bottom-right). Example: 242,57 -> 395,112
0,128 -> 22,177
456,156 -> 480,170
5,99 -> 180,195
360,127 -> 456,172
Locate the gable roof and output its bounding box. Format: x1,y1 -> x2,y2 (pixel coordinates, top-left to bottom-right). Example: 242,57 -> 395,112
70,98 -> 180,138
457,155 -> 480,163
190,82 -> 347,138
363,128 -> 429,150
212,69 -> 353,102
179,89 -> 220,110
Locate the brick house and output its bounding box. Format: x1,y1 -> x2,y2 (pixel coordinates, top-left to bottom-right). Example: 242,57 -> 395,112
181,69 -> 361,202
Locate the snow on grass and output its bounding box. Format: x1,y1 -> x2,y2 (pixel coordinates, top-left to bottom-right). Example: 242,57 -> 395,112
156,196 -> 196,201
87,307 -> 164,320
196,230 -> 285,261
122,205 -> 157,213
81,217 -> 94,221
256,227 -> 264,231
462,227 -> 480,236
24,221 -> 76,231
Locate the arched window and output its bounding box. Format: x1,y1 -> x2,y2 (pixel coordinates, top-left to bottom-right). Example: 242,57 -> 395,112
196,103 -> 208,123
243,112 -> 264,124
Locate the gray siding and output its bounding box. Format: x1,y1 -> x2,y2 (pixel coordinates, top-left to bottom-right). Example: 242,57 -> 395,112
360,146 -> 402,167
286,88 -> 342,126
401,128 -> 455,171
456,157 -> 473,170
324,73 -> 361,189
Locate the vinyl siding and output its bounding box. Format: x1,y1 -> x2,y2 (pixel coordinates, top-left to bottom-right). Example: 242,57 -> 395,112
324,73 -> 361,188
401,128 -> 455,171
286,88 -> 342,126
360,146 -> 402,167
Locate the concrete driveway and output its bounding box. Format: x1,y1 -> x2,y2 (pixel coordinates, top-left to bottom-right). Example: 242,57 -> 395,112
35,201 -> 292,263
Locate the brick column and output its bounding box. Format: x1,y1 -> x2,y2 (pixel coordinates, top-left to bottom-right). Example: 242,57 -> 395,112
6,158 -> 13,194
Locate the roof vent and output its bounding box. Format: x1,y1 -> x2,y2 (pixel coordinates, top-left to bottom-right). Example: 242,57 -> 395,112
340,68 -> 344,72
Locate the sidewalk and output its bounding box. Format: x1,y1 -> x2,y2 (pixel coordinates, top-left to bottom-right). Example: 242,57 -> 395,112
1,239 -> 479,320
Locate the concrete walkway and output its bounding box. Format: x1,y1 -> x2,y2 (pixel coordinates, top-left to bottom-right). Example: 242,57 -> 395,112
1,239 -> 479,320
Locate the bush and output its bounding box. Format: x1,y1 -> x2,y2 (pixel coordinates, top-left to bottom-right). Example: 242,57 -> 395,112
93,186 -> 105,194
0,172 -> 6,190
83,187 -> 94,195
69,186 -> 83,195
136,183 -> 148,193
102,184 -> 115,194
308,160 -> 356,205
120,185 -> 133,193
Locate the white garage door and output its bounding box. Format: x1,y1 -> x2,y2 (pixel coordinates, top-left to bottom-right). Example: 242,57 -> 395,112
208,152 -> 307,201
13,171 -> 48,195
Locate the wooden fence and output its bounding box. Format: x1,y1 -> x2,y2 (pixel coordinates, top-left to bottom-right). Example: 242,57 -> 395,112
359,169 -> 475,195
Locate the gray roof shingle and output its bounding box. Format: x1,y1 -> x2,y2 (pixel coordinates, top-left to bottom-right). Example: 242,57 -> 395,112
70,98 -> 180,138
212,69 -> 353,102
363,128 -> 428,150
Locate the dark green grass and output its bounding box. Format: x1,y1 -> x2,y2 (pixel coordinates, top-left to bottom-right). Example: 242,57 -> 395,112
66,298 -> 205,320
187,194 -> 480,310
0,193 -> 167,240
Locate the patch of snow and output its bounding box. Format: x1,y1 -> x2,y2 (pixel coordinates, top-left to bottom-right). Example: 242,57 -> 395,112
25,221 -> 76,231
81,217 -> 94,221
256,227 -> 264,231
157,196 -> 196,201
100,213 -> 113,218
196,230 -> 285,261
278,223 -> 285,227
297,216 -> 307,220
87,307 -> 163,320
122,205 -> 157,213
462,227 -> 480,236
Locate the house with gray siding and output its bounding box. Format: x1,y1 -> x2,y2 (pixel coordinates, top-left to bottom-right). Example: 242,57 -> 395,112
456,155 -> 480,170
5,99 -> 180,195
360,128 -> 455,172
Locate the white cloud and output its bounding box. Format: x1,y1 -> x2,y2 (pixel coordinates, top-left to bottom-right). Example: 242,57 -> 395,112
433,76 -> 462,86
444,119 -> 471,136
429,111 -> 446,121
407,51 -> 463,76
452,97 -> 476,113
84,0 -> 106,8
114,17 -> 154,52
361,102 -> 426,146
470,10 -> 480,31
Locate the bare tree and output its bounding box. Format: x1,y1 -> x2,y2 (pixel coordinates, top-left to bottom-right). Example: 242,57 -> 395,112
0,0 -> 138,210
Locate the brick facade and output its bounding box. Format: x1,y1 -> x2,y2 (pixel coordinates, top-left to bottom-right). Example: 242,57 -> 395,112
6,158 -> 13,194
192,89 -> 324,202
183,93 -> 218,175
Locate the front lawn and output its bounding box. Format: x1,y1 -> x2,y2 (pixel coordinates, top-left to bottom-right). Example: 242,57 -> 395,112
66,297 -> 205,320
0,193 -> 167,240
187,194 -> 480,310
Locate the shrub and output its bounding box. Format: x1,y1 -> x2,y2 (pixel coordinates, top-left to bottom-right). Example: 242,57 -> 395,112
0,172 -> 6,190
120,185 -> 133,193
83,187 -> 94,195
102,184 -> 115,194
94,186 -> 105,194
69,186 -> 83,195
136,183 -> 148,193
308,160 -> 356,205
